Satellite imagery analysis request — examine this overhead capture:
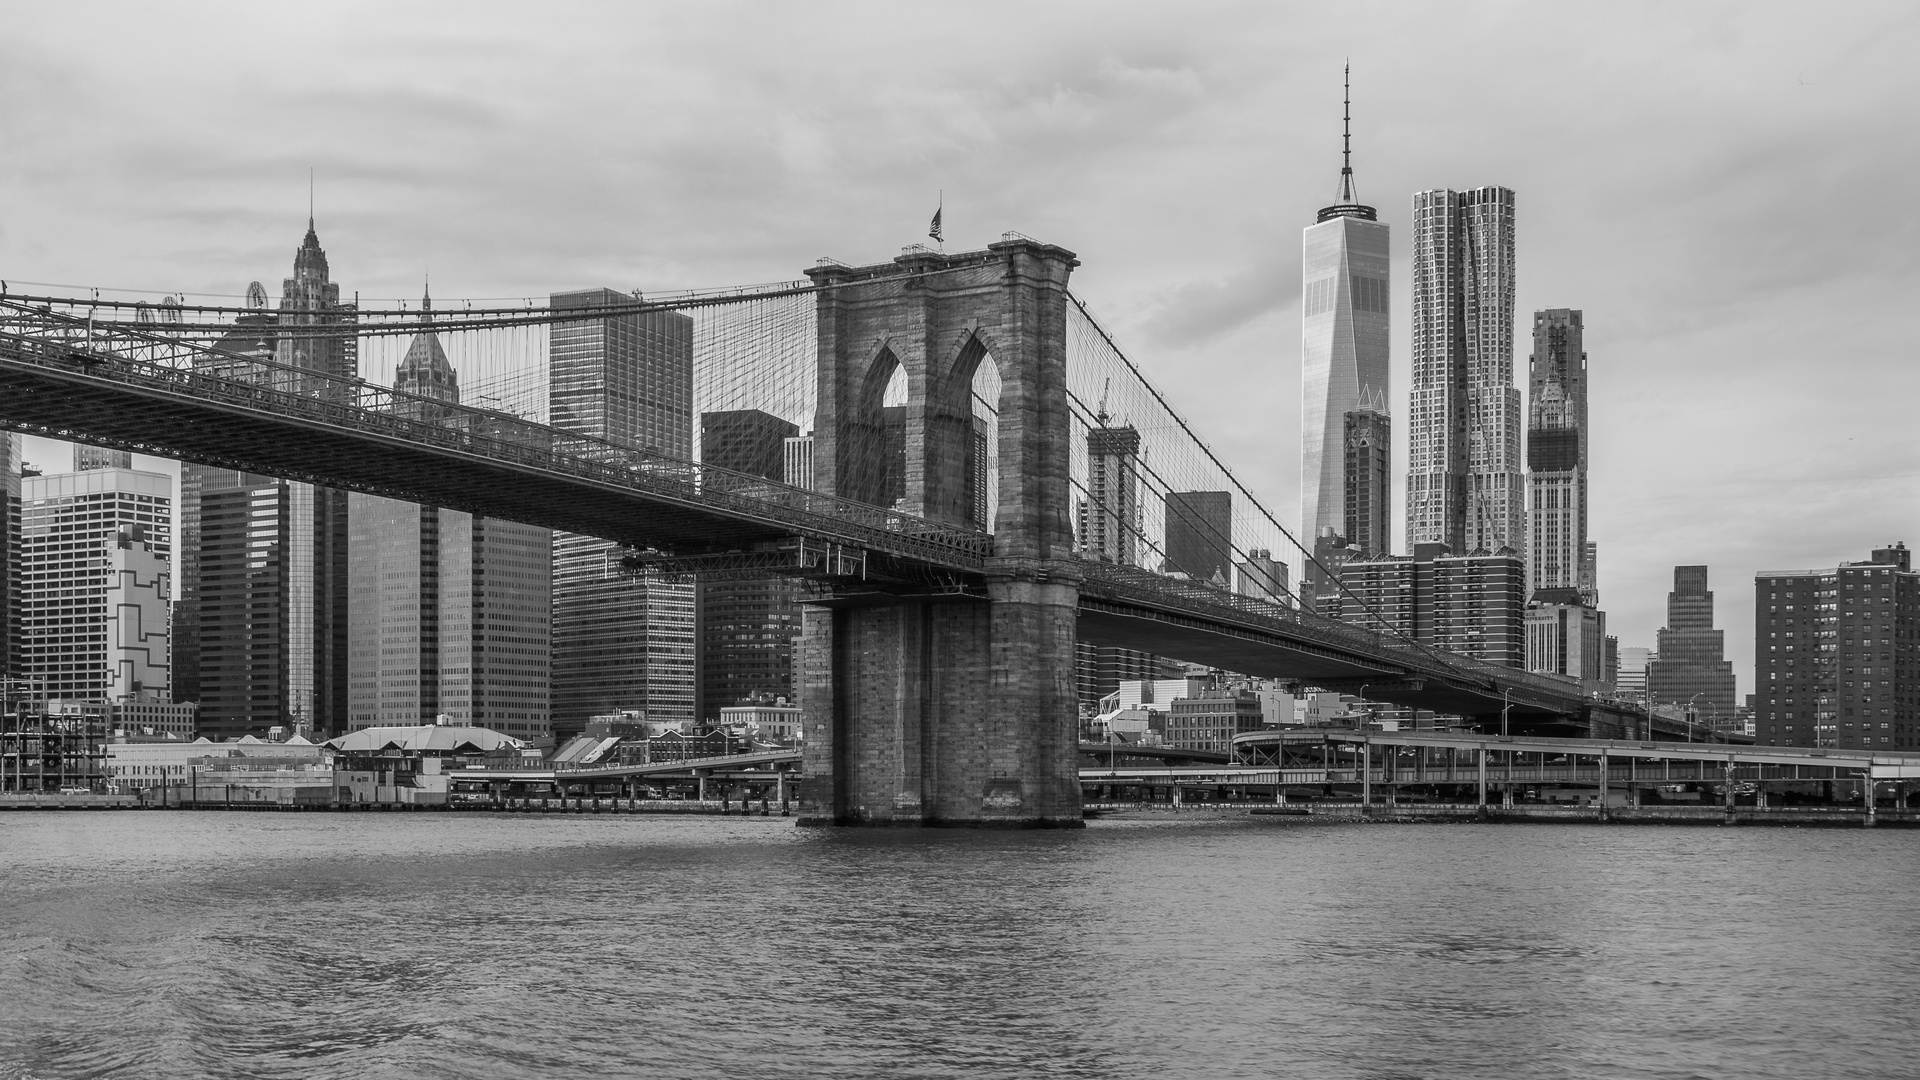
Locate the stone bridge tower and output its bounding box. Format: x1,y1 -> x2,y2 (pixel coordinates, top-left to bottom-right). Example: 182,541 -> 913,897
797,238 -> 1082,826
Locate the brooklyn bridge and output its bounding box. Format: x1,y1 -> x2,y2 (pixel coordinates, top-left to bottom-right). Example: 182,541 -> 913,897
0,235 -> 1664,826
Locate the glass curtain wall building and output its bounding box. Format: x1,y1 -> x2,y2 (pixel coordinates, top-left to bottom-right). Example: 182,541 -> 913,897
698,409 -> 800,720
276,220 -> 356,734
1407,187 -> 1521,558
176,220 -> 355,738
1300,77 -> 1389,603
172,301 -> 277,711
348,297 -> 552,736
548,289 -> 696,740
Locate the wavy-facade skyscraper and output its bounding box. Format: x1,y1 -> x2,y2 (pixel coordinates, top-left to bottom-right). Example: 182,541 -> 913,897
1406,186 -> 1521,556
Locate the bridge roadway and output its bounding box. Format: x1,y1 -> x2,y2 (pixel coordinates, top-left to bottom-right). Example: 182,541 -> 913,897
0,299 -> 1608,724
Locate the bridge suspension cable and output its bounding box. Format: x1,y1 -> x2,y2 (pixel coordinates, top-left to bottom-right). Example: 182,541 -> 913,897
1062,290 -> 1474,681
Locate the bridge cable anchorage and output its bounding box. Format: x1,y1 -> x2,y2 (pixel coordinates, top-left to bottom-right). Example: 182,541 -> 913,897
1061,299 -> 1473,683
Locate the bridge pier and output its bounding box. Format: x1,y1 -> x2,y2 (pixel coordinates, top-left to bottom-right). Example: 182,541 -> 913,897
796,238 -> 1083,828
797,580 -> 1081,827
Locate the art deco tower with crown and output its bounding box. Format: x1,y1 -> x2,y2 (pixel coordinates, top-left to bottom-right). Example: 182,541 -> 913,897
1300,65 -> 1390,608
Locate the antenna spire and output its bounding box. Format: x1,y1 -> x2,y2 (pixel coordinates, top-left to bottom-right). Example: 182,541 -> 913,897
1338,61 -> 1357,204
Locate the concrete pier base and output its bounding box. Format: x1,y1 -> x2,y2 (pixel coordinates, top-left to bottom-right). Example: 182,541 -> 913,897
797,575 -> 1082,827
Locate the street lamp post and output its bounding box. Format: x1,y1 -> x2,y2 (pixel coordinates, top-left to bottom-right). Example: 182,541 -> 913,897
1687,692 -> 1704,743
1501,688 -> 1513,738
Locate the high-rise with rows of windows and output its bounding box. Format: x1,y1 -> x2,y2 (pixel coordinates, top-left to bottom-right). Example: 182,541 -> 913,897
20,463 -> 174,703
548,288 -> 696,741
1526,309 -> 1593,600
178,220 -> 357,738
1522,309 -> 1608,690
1331,543 -> 1527,669
1,433 -> 20,684
1755,543 -> 1916,750
1646,566 -> 1737,723
1406,186 -> 1521,558
697,409 -> 800,720
347,297 -> 551,736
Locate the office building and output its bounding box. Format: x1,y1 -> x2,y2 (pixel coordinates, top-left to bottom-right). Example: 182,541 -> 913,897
1646,566 -> 1737,722
1521,309 -> 1609,687
549,288 -> 697,740
1342,408 -> 1390,558
1074,643 -> 1181,713
1524,601 -> 1608,692
966,418 -> 991,531
1,433 -> 20,683
21,467 -> 174,703
1166,687 -> 1267,753
1234,549 -> 1290,606
702,409 -> 796,488
1406,186 -> 1521,557
171,295 -> 278,707
1332,543 -> 1526,668
1615,646 -> 1653,696
1080,420 -> 1142,566
277,219 -> 356,733
347,303 -> 552,737
1165,491 -> 1231,584
783,435 -> 815,491
1756,543 -> 1916,750
1073,420 -> 1179,699
698,409 -> 800,720
1527,309 -> 1594,601
1301,69 -> 1390,604
180,221 -> 357,738
75,446 -> 131,471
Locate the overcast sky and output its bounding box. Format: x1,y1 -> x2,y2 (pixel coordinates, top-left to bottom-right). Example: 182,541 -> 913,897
5,1 -> 1918,701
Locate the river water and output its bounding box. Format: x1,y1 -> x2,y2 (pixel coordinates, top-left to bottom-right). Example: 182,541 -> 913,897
1,812 -> 1915,1079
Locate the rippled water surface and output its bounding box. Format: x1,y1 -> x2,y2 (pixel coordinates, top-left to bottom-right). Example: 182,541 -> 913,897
3,812 -> 1916,1079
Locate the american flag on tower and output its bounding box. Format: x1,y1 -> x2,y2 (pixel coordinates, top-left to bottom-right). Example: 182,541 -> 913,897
928,204 -> 943,243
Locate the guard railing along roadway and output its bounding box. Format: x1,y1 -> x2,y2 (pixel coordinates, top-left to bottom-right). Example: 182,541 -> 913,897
0,306 -> 991,572
1075,559 -> 1592,707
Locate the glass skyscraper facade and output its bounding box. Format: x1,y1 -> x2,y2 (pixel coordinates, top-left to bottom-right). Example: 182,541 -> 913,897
1407,186 -> 1521,557
1164,490 -> 1232,584
1301,83 -> 1389,602
175,221 -> 356,737
348,300 -> 551,735
548,289 -> 696,739
698,409 -> 800,720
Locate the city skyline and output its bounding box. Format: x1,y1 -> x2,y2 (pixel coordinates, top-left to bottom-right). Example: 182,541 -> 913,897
5,6 -> 1919,704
